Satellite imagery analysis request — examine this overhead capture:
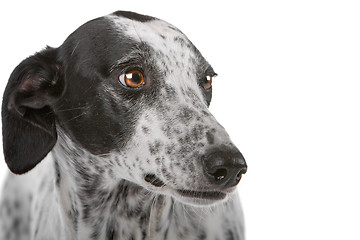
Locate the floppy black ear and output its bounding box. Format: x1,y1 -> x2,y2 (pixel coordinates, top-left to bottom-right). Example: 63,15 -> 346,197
2,47 -> 64,174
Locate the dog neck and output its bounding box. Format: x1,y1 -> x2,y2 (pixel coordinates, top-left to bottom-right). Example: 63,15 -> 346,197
50,131 -> 220,239
51,132 -> 152,238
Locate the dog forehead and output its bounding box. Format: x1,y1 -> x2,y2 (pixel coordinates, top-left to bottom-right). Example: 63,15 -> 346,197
106,12 -> 190,51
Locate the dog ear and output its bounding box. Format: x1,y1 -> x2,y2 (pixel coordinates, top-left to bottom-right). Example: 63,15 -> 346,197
2,47 -> 64,174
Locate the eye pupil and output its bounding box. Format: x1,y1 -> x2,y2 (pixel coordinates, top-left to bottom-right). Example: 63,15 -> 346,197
120,70 -> 144,88
127,72 -> 142,84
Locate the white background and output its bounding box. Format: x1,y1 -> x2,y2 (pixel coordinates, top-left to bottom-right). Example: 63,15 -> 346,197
0,0 -> 360,239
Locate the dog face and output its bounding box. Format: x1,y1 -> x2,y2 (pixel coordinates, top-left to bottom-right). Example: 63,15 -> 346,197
2,11 -> 246,206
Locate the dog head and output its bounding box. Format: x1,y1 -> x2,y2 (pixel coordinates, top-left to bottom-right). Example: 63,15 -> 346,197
2,11 -> 247,206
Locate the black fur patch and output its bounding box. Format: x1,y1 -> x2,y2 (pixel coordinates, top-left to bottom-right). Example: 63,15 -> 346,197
2,47 -> 62,174
112,11 -> 156,22
54,18 -> 164,155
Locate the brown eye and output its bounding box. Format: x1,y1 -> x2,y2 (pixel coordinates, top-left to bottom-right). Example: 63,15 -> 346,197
119,70 -> 144,88
203,75 -> 213,90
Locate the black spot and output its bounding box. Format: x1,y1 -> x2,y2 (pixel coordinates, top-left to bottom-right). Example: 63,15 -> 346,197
14,200 -> 21,209
91,229 -> 100,239
206,131 -> 215,144
201,110 -> 210,116
161,125 -> 172,138
12,217 -> 21,233
149,140 -> 162,155
106,219 -> 118,240
177,106 -> 195,124
168,26 -> 179,31
68,196 -> 79,232
2,199 -> 12,216
174,36 -> 186,47
54,159 -> 61,186
184,89 -> 204,109
197,142 -> 205,148
34,207 -> 44,237
197,231 -> 206,240
226,229 -> 235,240
144,174 -> 166,187
165,144 -> 175,155
142,230 -> 147,239
142,126 -> 150,134
164,85 -> 177,100
112,11 -> 156,22
188,162 -> 195,172
164,227 -> 170,239
139,211 -> 150,225
192,124 -> 205,141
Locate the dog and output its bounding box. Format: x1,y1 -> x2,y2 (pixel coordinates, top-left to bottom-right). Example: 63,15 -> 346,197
0,11 -> 247,240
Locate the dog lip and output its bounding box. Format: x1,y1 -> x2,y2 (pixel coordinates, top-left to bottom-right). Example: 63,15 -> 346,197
176,189 -> 227,200
144,174 -> 166,187
144,174 -> 227,201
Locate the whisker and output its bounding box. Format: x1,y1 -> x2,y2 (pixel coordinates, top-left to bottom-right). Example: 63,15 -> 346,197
61,112 -> 87,124
55,106 -> 87,113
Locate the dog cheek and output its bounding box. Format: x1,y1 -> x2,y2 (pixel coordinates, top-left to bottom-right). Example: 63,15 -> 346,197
55,95 -> 136,156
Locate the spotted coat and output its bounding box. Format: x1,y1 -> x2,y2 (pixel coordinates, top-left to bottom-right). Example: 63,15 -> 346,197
0,11 -> 246,240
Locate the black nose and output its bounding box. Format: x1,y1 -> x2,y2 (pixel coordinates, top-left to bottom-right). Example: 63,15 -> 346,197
203,148 -> 247,189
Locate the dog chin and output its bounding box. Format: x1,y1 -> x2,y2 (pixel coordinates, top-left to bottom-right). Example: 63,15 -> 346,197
152,186 -> 231,206
171,190 -> 229,207
143,174 -> 236,206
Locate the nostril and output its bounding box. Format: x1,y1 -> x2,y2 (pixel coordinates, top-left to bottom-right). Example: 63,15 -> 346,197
235,171 -> 243,183
236,172 -> 242,181
209,168 -> 228,181
234,167 -> 247,184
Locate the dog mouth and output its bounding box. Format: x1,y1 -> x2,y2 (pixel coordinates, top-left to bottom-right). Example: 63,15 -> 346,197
144,174 -> 227,202
144,174 -> 166,187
